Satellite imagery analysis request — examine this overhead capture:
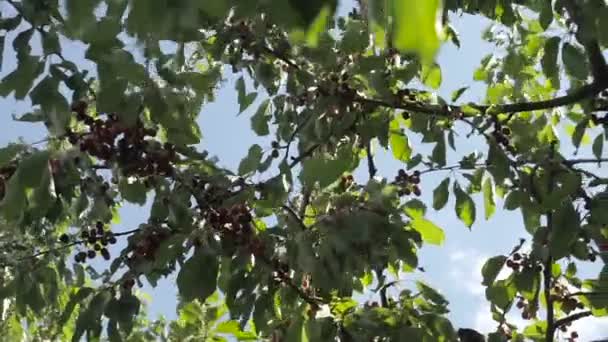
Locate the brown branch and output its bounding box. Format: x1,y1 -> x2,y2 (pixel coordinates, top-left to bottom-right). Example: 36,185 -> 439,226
563,158 -> 608,166
0,228 -> 141,268
554,311 -> 592,329
566,291 -> 608,298
354,81 -> 607,117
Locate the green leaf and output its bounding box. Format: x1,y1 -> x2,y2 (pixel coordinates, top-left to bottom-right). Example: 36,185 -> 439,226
251,99 -> 271,136
450,86 -> 469,102
571,119 -> 588,149
58,287 -> 94,328
118,179 -> 148,205
431,137 -> 446,167
482,256 -> 506,286
42,31 -> 61,56
432,178 -> 449,210
550,201 -> 580,260
238,144 -> 264,176
0,56 -> 45,99
514,267 -> 539,301
73,290 -> 112,342
593,134 -> 604,159
404,199 -> 427,219
392,0 -> 442,63
200,0 -> 230,18
300,148 -> 354,188
1,151 -> 51,221
416,281 -> 447,305
236,77 -> 257,114
483,177 -> 496,220
411,217 -> 445,245
454,182 -> 475,228
562,42 -> 589,80
389,132 -> 412,162
598,6 -> 608,48
485,280 -> 514,310
0,144 -> 26,166
539,0 -> 553,30
541,37 -> 560,88
421,63 -> 442,89
176,248 -> 218,303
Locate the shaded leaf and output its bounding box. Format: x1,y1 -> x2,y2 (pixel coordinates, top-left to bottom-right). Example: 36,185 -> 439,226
454,182 -> 476,228
432,178 -> 449,210
550,201 -> 580,260
482,256 -> 506,286
562,42 -> 589,80
176,248 -> 218,303
238,144 -> 264,176
593,134 -> 604,159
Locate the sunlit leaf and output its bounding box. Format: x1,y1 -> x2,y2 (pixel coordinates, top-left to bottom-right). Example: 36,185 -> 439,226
392,0 -> 443,63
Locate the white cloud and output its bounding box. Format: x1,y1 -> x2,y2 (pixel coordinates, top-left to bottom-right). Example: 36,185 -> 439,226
473,302 -> 527,335
448,250 -> 512,297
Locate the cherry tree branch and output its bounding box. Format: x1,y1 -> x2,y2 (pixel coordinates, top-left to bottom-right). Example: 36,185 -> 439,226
0,228 -> 141,269
554,311 -> 592,329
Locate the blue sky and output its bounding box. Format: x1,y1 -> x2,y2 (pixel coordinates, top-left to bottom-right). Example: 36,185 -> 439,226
1,2 -> 607,339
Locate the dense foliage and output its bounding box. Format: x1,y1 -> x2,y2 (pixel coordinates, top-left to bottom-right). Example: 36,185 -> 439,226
0,0 -> 608,341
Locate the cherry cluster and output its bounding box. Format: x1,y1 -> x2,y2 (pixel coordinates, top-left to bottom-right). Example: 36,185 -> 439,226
127,227 -> 171,263
207,203 -> 254,241
270,141 -> 281,159
490,120 -> 515,154
515,296 -> 536,320
67,101 -> 177,178
394,169 -> 421,197
505,252 -> 541,273
68,221 -> 116,263
550,282 -> 585,312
